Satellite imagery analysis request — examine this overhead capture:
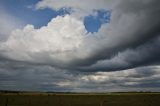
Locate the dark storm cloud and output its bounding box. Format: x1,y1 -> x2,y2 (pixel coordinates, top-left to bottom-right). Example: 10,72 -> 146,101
72,0 -> 160,71
0,59 -> 77,91
0,58 -> 160,92
79,35 -> 160,72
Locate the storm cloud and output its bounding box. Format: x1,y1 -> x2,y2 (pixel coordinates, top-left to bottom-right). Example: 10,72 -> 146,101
0,0 -> 160,92
0,0 -> 160,71
0,59 -> 160,92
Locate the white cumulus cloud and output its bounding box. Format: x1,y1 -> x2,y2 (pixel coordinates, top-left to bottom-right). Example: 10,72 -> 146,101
0,15 -> 90,66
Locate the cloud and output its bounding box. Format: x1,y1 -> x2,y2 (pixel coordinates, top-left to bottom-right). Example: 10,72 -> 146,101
80,36 -> 160,71
35,0 -> 115,11
35,0 -> 117,18
1,0 -> 160,92
0,58 -> 160,92
0,15 -> 88,67
0,8 -> 23,41
0,0 -> 160,72
0,59 -> 75,91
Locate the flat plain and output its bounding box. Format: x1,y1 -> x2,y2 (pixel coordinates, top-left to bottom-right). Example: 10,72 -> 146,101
0,92 -> 160,106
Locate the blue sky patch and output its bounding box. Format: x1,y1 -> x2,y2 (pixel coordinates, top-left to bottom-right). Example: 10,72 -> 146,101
1,0 -> 111,32
84,10 -> 111,33
0,0 -> 71,28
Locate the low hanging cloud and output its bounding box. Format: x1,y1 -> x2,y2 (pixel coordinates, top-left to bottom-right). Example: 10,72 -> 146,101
0,58 -> 160,92
0,0 -> 160,72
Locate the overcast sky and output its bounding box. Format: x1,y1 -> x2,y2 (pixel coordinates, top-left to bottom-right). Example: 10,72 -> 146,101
0,0 -> 160,92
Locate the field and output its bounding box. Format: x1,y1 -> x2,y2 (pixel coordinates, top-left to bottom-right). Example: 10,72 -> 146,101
0,92 -> 160,106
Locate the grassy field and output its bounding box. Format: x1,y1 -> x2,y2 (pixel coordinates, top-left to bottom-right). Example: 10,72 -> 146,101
0,92 -> 160,106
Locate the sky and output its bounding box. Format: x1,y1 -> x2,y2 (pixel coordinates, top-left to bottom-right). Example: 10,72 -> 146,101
0,0 -> 160,92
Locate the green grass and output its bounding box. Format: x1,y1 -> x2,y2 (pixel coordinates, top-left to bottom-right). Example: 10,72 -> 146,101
0,92 -> 160,106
